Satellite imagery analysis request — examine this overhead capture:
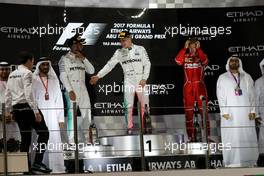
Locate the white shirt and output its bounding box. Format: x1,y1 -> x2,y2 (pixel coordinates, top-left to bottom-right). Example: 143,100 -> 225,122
97,44 -> 151,80
5,65 -> 38,113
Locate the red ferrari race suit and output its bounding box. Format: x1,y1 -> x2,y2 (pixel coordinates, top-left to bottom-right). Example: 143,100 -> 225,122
175,48 -> 210,140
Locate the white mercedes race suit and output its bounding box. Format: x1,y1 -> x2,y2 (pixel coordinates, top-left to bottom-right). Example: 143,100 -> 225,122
97,44 -> 151,129
59,51 -> 94,142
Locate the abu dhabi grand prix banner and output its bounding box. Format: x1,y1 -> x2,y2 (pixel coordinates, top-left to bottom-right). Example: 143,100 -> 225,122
0,4 -> 264,116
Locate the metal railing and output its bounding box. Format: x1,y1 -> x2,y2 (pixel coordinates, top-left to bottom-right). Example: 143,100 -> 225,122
0,103 -> 263,175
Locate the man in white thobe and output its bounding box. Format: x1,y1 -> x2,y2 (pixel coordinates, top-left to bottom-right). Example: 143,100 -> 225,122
255,58 -> 264,154
32,57 -> 65,173
0,62 -> 20,142
216,56 -> 259,167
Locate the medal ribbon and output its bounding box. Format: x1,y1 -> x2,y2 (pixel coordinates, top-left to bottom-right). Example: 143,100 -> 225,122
230,72 -> 240,88
39,76 -> 49,95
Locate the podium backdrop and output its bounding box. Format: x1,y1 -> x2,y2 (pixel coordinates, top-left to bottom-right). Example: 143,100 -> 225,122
0,4 -> 263,116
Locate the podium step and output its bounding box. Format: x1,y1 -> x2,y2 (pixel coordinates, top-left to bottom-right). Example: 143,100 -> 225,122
99,133 -> 185,156
63,133 -> 220,160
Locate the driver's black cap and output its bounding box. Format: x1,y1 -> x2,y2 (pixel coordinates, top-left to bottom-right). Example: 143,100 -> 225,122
67,33 -> 86,47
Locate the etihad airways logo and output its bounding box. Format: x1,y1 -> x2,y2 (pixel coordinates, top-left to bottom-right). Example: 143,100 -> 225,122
226,10 -> 263,18
228,45 -> 264,57
94,102 -> 124,115
208,100 -> 219,112
204,65 -> 220,76
226,10 -> 263,22
0,23 -> 106,49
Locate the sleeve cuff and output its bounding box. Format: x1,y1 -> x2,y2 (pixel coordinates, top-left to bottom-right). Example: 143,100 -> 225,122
142,76 -> 148,80
82,58 -> 89,63
67,88 -> 73,92
59,118 -> 65,123
97,73 -> 102,79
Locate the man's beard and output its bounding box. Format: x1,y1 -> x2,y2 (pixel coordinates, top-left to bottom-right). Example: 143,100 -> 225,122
0,76 -> 8,81
40,69 -> 49,75
229,64 -> 239,70
0,74 -> 9,81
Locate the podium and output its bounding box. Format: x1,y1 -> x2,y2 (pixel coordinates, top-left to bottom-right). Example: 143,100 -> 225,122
63,133 -> 223,172
0,152 -> 28,173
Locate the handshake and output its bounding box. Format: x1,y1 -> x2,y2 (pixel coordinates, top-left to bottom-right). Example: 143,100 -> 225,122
68,75 -> 99,102
89,75 -> 100,85
89,75 -> 147,87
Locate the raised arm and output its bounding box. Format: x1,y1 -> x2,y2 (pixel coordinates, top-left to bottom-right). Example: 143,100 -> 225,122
97,50 -> 119,78
175,48 -> 186,66
197,48 -> 208,66
83,58 -> 95,74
